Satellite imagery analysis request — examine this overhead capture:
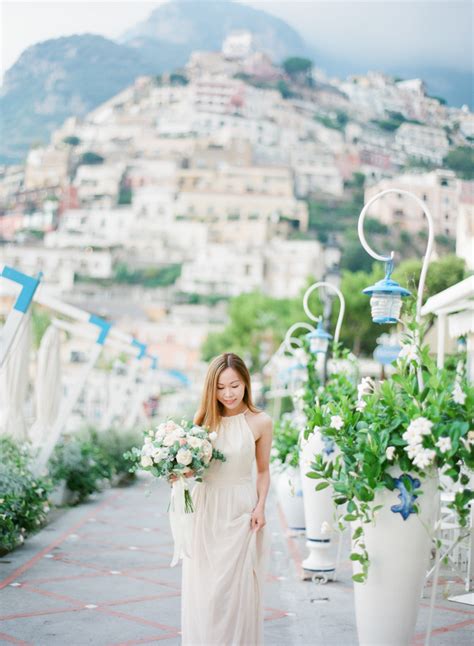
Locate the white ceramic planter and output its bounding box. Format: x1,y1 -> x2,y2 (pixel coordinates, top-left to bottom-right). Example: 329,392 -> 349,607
299,429 -> 337,573
352,470 -> 439,646
275,466 -> 305,531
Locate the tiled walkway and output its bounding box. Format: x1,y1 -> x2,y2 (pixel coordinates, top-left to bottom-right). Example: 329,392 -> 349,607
0,475 -> 473,645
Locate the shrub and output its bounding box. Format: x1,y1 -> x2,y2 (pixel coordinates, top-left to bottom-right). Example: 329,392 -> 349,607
0,439 -> 52,555
49,431 -> 113,503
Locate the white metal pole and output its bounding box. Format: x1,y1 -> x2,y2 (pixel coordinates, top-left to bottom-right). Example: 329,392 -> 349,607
303,281 -> 346,344
358,189 -> 435,389
32,317 -> 112,476
0,266 -> 41,367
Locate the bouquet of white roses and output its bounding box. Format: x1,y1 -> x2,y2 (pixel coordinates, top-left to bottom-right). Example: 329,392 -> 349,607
126,419 -> 226,565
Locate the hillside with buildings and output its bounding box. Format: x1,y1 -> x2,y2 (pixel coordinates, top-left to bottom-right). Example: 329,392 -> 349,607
0,32 -> 473,368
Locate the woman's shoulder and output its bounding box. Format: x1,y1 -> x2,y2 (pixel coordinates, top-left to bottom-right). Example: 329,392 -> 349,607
246,410 -> 273,431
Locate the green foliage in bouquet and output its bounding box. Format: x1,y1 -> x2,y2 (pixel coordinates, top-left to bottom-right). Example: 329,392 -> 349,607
307,318 -> 474,582
125,419 -> 226,513
49,429 -> 113,503
0,438 -> 52,555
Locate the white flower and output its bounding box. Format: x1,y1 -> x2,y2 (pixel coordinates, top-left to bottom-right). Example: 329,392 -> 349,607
176,449 -> 193,466
357,377 -> 374,398
293,388 -> 305,402
452,383 -> 466,405
141,443 -> 154,457
144,436 -> 153,445
468,431 -> 474,444
188,436 -> 203,449
208,431 -> 218,442
399,343 -> 419,363
385,446 -> 396,461
164,421 -> 178,432
404,443 -> 422,460
403,417 -> 433,445
436,436 -> 452,454
356,399 -> 367,413
140,455 -> 153,467
321,521 -> 332,535
153,447 -> 169,462
270,447 -> 279,457
163,433 -> 178,447
412,448 -> 436,470
330,415 -> 344,430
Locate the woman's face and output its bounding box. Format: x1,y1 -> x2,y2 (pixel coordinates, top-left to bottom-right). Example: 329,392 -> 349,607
216,367 -> 245,411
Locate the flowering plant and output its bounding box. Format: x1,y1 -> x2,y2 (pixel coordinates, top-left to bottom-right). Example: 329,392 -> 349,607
270,415 -> 302,471
306,322 -> 474,582
126,419 -> 226,512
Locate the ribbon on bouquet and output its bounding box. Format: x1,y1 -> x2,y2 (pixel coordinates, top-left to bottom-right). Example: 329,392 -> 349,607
169,477 -> 194,567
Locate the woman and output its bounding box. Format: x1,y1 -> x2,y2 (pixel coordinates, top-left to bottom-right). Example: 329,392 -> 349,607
181,352 -> 273,646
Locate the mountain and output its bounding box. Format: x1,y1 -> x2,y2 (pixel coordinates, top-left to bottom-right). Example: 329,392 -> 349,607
0,0 -> 311,165
0,34 -> 158,164
119,0 -> 311,66
0,0 -> 470,165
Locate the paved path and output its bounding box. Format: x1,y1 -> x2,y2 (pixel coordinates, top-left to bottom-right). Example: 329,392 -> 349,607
0,475 -> 473,645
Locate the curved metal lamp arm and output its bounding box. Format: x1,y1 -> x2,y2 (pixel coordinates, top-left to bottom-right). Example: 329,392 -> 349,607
303,281 -> 346,343
358,188 -> 434,323
284,321 -> 315,357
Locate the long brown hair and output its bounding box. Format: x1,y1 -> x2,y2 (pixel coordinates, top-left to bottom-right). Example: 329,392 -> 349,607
194,353 -> 259,431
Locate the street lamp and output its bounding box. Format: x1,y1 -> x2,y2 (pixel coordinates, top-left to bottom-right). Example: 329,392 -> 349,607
358,188 -> 434,389
362,261 -> 411,324
358,189 -> 434,326
306,320 -> 333,355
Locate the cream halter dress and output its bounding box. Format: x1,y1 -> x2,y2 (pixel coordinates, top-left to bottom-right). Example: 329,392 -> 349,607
181,411 -> 270,645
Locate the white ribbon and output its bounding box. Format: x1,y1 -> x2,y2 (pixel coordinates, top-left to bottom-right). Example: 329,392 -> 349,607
169,477 -> 194,567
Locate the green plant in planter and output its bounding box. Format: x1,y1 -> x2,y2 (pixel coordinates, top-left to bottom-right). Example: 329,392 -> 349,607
307,320 -> 474,582
270,416 -> 301,471
94,427 -> 143,482
49,431 -> 113,503
0,439 -> 52,554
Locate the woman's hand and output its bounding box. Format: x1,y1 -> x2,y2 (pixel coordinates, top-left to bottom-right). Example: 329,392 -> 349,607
250,504 -> 266,532
168,470 -> 194,484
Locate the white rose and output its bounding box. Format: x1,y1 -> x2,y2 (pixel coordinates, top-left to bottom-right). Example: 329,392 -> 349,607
140,455 -> 153,467
176,448 -> 193,466
188,436 -> 203,449
208,431 -> 218,442
163,433 -> 177,447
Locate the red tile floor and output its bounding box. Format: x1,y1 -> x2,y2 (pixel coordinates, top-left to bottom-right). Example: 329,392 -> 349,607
0,476 -> 473,645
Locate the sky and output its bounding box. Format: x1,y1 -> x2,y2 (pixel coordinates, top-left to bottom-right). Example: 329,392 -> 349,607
1,0 -> 472,83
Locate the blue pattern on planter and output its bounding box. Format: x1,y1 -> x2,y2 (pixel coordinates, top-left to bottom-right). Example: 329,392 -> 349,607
390,474 -> 421,520
322,436 -> 335,457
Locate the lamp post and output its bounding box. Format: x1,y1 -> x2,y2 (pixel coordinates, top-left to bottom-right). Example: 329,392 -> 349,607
358,189 -> 434,325
283,322 -> 315,395
302,281 -> 346,382
358,189 -> 434,388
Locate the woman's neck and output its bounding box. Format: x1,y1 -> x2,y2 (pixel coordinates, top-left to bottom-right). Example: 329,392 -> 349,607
221,403 -> 248,417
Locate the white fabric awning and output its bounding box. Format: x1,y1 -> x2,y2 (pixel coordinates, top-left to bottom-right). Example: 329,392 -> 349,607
448,308 -> 474,338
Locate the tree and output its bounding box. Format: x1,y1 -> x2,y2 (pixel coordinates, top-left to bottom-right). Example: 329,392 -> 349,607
393,255 -> 466,299
80,151 -> 104,165
444,146 -> 474,180
282,57 -> 313,85
63,135 -> 81,146
283,57 -> 312,76
201,291 -> 305,370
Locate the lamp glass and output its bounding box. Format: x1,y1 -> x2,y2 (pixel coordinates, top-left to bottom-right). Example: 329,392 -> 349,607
310,335 -> 329,354
370,293 -> 402,324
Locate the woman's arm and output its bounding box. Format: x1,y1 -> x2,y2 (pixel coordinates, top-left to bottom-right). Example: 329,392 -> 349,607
251,415 -> 273,532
